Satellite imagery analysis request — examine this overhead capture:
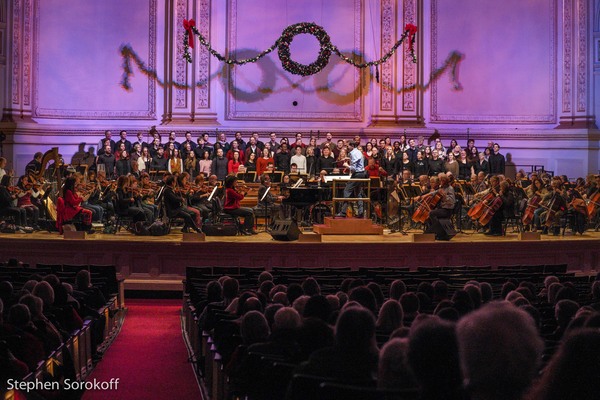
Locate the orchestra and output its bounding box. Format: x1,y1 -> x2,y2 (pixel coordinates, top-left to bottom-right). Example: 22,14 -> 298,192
0,131 -> 598,237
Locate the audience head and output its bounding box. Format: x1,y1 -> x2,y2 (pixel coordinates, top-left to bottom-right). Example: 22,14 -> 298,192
8,304 -> 32,329
456,302 -> 544,400
526,329 -> 600,400
19,294 -> 43,319
399,292 -> 420,318
335,306 -> 376,352
222,278 -> 239,302
389,280 -> 407,300
286,283 -> 304,305
479,282 -> 493,303
408,317 -> 462,399
206,281 -> 222,303
554,299 -> 580,329
303,295 -> 332,322
292,295 -> 310,316
75,270 -> 91,291
258,271 -> 273,284
32,281 -> 55,308
378,338 -> 416,390
301,277 -> 321,296
348,286 -> 378,315
240,310 -> 270,345
432,280 -> 448,301
376,299 -> 404,334
273,307 -> 302,331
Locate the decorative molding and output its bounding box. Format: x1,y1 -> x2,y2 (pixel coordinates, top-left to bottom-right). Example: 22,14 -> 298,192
563,0 -> 573,113
226,0 -> 363,121
431,0 -> 556,124
175,0 -> 188,109
33,0 -> 157,119
402,0 -> 416,112
576,0 -> 587,112
380,0 -> 394,111
22,0 -> 31,106
11,0 -> 20,105
195,0 -> 210,109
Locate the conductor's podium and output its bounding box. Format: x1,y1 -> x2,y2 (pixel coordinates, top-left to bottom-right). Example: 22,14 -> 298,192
313,217 -> 384,235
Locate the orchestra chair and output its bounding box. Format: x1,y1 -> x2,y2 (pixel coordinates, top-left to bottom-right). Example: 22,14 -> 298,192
212,197 -> 242,234
112,198 -> 134,233
503,202 -> 523,235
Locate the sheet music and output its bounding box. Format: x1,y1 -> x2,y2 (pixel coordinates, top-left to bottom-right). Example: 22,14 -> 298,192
207,185 -> 219,202
260,186 -> 271,202
293,178 -> 304,188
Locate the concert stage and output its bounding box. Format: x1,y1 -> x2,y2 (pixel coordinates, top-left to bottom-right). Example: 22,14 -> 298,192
1,228 -> 598,289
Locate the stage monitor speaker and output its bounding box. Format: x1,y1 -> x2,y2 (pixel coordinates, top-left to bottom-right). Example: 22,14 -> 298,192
270,219 -> 301,241
425,218 -> 456,241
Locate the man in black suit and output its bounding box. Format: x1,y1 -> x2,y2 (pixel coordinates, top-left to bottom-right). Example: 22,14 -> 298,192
488,143 -> 505,175
115,130 -> 132,153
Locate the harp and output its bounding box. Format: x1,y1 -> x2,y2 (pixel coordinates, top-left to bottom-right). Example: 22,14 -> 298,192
29,147 -> 61,222
29,147 -> 61,182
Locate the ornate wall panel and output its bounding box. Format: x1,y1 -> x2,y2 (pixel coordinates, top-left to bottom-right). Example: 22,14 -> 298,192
33,0 -> 156,119
430,0 -> 556,124
226,0 -> 363,121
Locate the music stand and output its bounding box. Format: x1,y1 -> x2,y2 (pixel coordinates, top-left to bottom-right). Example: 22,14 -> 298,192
237,171 -> 256,183
389,184 -> 408,234
268,171 -> 283,183
289,174 -> 307,184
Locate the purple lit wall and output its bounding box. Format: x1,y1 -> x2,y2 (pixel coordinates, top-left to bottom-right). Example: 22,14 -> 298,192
1,0 -> 598,178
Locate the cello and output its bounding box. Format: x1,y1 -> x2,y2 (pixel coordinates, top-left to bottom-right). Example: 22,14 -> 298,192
412,191 -> 443,223
478,195 -> 503,226
521,195 -> 541,225
467,191 -> 494,220
586,191 -> 600,219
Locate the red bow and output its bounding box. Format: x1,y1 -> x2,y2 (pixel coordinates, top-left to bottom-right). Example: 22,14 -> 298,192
405,23 -> 418,52
183,19 -> 196,49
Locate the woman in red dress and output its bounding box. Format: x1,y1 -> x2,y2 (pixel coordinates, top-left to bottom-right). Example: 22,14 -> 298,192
57,176 -> 93,234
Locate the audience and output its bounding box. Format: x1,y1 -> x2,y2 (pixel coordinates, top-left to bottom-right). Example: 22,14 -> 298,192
456,301 -> 544,400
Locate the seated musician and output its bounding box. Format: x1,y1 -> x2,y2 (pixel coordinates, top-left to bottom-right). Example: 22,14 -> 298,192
316,146 -> 336,176
58,176 -> 94,233
15,175 -> 40,229
176,173 -> 202,227
24,152 -> 43,176
189,174 -> 213,220
566,189 -> 587,234
426,174 -> 455,236
115,175 -> 152,224
366,157 -> 386,178
538,177 -> 567,234
73,172 -> 104,223
223,175 -> 257,235
0,175 -> 28,228
484,180 -> 513,236
162,175 -> 202,233
256,173 -> 285,222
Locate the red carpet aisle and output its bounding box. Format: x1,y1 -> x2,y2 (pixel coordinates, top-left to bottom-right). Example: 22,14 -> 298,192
82,299 -> 202,400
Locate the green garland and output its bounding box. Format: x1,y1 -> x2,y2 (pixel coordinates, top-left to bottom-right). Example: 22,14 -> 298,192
182,20 -> 418,76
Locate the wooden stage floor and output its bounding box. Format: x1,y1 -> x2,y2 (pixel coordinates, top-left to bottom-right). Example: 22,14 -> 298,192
1,227 -> 599,289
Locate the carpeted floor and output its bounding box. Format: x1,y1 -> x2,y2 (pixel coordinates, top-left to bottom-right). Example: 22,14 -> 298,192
82,299 -> 202,400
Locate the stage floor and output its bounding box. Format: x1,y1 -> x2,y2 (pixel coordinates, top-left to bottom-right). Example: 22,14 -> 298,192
1,228 -> 598,287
